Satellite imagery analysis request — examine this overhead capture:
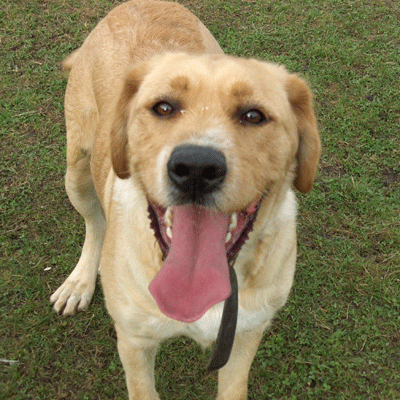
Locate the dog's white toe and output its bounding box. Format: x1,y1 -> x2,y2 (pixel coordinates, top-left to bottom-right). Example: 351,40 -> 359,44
50,272 -> 95,316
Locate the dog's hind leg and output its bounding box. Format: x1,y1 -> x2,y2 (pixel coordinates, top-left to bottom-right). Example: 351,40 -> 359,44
51,106 -> 106,316
216,326 -> 266,400
116,327 -> 160,400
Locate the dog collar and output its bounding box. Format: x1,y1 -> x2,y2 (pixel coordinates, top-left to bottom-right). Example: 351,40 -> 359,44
207,263 -> 238,371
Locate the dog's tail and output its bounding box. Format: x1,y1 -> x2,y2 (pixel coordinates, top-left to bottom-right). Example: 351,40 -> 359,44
61,48 -> 80,76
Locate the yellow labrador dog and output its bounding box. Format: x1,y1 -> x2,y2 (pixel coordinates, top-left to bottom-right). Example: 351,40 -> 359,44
51,1 -> 320,398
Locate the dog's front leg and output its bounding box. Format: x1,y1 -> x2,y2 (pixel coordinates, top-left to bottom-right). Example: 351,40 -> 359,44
116,326 -> 160,400
50,161 -> 106,316
216,326 -> 265,400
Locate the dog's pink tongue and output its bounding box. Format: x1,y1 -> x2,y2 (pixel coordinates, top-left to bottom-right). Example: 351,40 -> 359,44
149,205 -> 231,323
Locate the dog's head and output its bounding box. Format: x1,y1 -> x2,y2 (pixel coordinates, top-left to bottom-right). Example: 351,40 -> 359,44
110,53 -> 320,322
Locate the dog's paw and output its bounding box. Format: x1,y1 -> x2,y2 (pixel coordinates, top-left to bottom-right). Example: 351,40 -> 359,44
50,271 -> 96,316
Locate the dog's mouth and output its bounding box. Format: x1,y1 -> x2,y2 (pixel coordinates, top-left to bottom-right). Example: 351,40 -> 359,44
147,200 -> 260,323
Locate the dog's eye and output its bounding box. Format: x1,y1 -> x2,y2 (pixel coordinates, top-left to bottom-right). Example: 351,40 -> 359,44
153,101 -> 176,117
240,109 -> 266,125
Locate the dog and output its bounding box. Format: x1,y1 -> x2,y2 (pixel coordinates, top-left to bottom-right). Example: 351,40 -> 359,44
50,1 -> 320,398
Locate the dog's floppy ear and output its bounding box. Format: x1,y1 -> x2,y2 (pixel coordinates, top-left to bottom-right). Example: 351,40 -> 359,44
110,63 -> 149,179
286,74 -> 321,193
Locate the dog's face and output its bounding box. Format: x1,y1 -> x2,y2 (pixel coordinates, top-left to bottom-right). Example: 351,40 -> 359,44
110,53 -> 320,322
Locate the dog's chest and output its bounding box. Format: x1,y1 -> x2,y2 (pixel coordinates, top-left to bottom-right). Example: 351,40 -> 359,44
143,300 -> 274,348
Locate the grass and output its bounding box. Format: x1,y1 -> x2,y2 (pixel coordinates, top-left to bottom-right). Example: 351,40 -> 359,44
1,0 -> 399,398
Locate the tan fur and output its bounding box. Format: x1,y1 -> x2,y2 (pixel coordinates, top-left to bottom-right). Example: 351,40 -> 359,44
51,1 -> 320,399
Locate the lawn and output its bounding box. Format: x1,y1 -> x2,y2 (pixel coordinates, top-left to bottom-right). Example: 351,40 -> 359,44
1,0 -> 399,399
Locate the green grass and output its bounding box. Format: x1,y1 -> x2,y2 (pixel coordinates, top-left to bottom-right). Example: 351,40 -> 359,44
1,0 -> 399,399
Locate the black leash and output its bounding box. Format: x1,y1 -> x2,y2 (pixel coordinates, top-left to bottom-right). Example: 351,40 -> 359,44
207,266 -> 238,371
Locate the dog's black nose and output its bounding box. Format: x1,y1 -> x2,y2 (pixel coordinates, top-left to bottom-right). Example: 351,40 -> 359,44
167,145 -> 227,201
